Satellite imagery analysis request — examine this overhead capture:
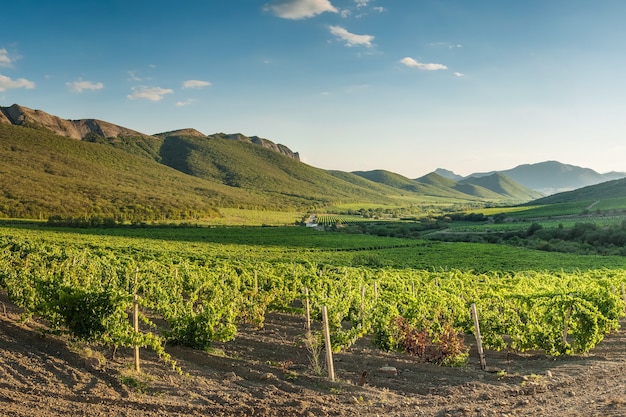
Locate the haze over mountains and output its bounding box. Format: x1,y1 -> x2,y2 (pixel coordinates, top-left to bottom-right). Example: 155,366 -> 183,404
1,103 -> 624,220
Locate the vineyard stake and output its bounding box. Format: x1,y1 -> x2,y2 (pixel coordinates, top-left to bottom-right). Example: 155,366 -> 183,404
360,285 -> 365,320
133,267 -> 140,373
622,283 -> 626,312
471,303 -> 487,370
254,270 -> 258,294
322,306 -> 335,382
562,305 -> 572,345
304,287 -> 311,334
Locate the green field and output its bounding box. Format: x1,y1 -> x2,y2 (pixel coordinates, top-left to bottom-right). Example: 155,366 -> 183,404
2,222 -> 625,271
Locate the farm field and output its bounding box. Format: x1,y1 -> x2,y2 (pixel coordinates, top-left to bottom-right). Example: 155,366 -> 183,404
1,221 -> 626,416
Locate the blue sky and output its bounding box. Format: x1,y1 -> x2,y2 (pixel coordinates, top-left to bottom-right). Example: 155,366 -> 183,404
1,0 -> 625,177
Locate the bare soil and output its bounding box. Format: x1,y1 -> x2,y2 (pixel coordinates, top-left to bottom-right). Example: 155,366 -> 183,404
1,290 -> 626,417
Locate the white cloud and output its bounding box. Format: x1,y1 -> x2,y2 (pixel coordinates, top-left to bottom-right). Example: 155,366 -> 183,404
0,49 -> 14,67
354,0 -> 370,7
176,99 -> 196,107
182,79 -> 211,89
400,57 -> 447,71
127,86 -> 173,101
0,74 -> 35,91
372,6 -> 384,12
265,0 -> 337,19
329,25 -> 374,47
454,72 -> 465,77
66,80 -> 104,93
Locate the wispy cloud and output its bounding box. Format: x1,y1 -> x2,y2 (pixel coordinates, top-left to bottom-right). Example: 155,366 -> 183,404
0,74 -> 35,91
430,42 -> 463,49
0,49 -> 15,67
453,72 -> 465,77
66,79 -> 104,93
182,79 -> 211,89
127,71 -> 143,82
127,86 -> 173,101
265,0 -> 337,19
400,57 -> 447,71
329,25 -> 374,47
176,99 -> 196,107
350,0 -> 384,17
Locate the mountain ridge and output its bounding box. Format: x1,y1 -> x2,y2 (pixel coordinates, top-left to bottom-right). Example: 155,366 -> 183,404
0,104 -> 149,140
0,104 -> 300,161
353,170 -> 542,202
435,161 -> 625,195
1,103 -> 623,222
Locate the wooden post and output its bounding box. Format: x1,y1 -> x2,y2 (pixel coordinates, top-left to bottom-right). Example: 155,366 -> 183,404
471,303 -> 486,370
322,306 -> 335,382
254,270 -> 258,294
562,305 -> 572,345
374,281 -> 378,299
133,267 -> 140,373
360,285 -> 365,319
411,281 -> 415,297
304,287 -> 311,334
622,283 -> 626,313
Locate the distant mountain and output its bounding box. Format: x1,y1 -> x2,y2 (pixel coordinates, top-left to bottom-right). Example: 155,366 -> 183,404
353,170 -> 540,202
458,173 -> 543,201
354,170 -> 468,198
433,168 -> 464,181
467,161 -> 625,195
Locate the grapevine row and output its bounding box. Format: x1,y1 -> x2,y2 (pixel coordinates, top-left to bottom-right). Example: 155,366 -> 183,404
0,235 -> 624,367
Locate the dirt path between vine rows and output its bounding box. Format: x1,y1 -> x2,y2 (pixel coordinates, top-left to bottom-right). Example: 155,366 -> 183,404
1,290 -> 626,416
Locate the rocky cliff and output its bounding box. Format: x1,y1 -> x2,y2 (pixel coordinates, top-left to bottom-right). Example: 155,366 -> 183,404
208,133 -> 300,161
0,104 -> 149,139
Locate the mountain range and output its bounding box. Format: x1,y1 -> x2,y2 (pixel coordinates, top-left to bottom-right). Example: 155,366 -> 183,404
436,163 -> 625,195
0,103 -> 624,220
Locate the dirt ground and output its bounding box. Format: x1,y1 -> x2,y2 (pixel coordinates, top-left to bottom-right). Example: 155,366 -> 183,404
1,290 -> 626,417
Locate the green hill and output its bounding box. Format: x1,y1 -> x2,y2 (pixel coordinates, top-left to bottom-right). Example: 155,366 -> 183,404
0,103 -> 546,221
459,173 -> 544,201
155,131 -> 405,206
355,170 -> 540,202
0,124 -> 413,220
355,170 -> 471,198
529,177 -> 626,205
0,124 -> 254,220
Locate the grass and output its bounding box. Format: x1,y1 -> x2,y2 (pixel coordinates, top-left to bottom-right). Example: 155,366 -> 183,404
204,208 -> 304,226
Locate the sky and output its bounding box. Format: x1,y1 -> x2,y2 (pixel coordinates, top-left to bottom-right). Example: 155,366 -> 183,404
1,0 -> 625,177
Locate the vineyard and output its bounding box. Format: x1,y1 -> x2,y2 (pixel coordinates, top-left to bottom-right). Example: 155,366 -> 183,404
3,222 -> 626,416
313,214 -> 388,227
1,224 -> 625,370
